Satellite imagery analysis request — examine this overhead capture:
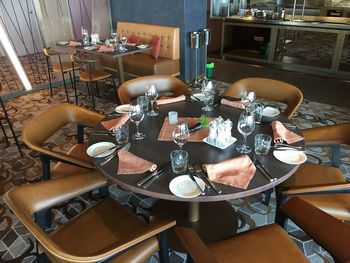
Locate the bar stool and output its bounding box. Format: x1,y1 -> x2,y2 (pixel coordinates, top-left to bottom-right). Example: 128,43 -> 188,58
43,48 -> 82,103
71,55 -> 116,111
0,96 -> 22,155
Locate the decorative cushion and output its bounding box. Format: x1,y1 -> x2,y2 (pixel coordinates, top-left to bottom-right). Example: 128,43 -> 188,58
150,35 -> 161,60
129,34 -> 141,45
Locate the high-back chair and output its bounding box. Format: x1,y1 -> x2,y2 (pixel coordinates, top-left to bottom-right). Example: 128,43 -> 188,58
118,75 -> 190,104
22,103 -> 105,180
4,172 -> 176,263
43,48 -> 82,102
224,77 -> 303,119
71,55 -> 116,111
176,197 -> 350,263
276,122 -> 350,222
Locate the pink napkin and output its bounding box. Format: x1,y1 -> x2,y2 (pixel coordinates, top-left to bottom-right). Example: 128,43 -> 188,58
98,45 -> 115,53
156,95 -> 186,106
117,149 -> 157,174
272,121 -> 303,144
221,98 -> 247,110
67,41 -> 82,47
203,155 -> 256,189
100,115 -> 129,131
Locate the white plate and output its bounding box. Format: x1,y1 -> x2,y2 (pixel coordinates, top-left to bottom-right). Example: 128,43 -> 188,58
115,104 -> 130,114
273,149 -> 307,165
262,106 -> 280,117
169,175 -> 206,198
137,44 -> 148,49
83,46 -> 97,51
57,40 -> 69,45
86,142 -> 116,158
191,93 -> 206,102
203,136 -> 237,150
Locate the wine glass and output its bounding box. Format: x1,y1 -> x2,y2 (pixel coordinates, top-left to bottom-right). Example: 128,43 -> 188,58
145,84 -> 159,116
111,29 -> 117,43
236,111 -> 255,154
120,35 -> 128,51
172,123 -> 190,150
128,104 -> 145,140
201,82 -> 214,111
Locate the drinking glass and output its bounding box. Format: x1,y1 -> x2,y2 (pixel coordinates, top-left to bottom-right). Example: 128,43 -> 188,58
240,89 -> 247,102
120,35 -> 128,51
170,150 -> 188,174
254,134 -> 272,155
111,29 -> 117,42
137,96 -> 149,113
236,111 -> 255,154
114,124 -> 130,150
128,104 -> 145,140
172,123 -> 189,150
201,83 -> 214,111
145,84 -> 159,116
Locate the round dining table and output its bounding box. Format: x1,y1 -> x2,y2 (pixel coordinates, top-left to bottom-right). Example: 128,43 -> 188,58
89,98 -> 304,250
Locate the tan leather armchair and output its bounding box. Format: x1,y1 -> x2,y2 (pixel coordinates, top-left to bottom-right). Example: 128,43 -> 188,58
224,77 -> 303,119
22,103 -> 105,180
118,75 -> 190,104
4,172 -> 176,263
176,197 -> 350,263
276,123 -> 350,221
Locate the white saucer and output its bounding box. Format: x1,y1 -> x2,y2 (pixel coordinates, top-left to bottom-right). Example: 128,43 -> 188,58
262,106 -> 280,117
169,175 -> 205,198
137,44 -> 148,49
83,46 -> 97,51
57,40 -> 69,45
191,93 -> 206,102
115,104 -> 130,114
273,149 -> 307,165
86,142 -> 116,158
203,136 -> 237,150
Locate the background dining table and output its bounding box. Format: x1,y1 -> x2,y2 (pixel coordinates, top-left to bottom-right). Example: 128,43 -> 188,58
88,98 -> 304,250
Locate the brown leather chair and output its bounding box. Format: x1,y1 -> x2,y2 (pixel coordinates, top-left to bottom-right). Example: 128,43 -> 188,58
71,55 -> 116,110
4,172 -> 176,263
176,197 -> 350,263
276,123 -> 350,221
224,77 -> 303,119
22,103 -> 105,180
118,75 -> 190,104
43,48 -> 82,103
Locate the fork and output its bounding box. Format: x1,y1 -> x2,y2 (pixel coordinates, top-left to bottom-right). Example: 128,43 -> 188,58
188,164 -> 210,189
194,164 -> 222,194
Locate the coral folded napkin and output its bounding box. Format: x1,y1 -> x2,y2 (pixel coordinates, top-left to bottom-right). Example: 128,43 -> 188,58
98,45 -> 114,53
221,98 -> 247,110
100,115 -> 129,131
203,155 -> 256,189
68,41 -> 82,47
156,95 -> 186,106
117,149 -> 157,174
272,121 -> 303,144
158,117 -> 209,142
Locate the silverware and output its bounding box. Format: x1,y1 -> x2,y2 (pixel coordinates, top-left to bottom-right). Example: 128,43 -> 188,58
272,144 -> 303,150
91,131 -> 115,136
254,158 -> 277,182
188,164 -> 210,189
136,163 -> 170,187
91,145 -> 118,158
100,148 -> 121,166
194,164 -> 222,194
188,173 -> 205,195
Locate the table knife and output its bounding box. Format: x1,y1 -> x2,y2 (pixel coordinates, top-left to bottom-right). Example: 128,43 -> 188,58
136,163 -> 170,187
195,164 -> 222,194
91,145 -> 118,158
255,159 -> 277,182
188,173 -> 205,195
188,164 -> 210,189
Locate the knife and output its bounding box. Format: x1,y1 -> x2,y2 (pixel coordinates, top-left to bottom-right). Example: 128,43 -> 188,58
188,164 -> 210,189
91,145 -> 118,158
136,163 -> 170,187
255,159 -> 277,182
194,164 -> 222,194
188,173 -> 205,195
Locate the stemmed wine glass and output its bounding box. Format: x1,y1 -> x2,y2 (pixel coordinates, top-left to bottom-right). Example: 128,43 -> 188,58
111,29 -> 118,43
120,35 -> 128,51
145,84 -> 159,116
172,123 -> 190,150
236,111 -> 255,154
128,104 -> 145,140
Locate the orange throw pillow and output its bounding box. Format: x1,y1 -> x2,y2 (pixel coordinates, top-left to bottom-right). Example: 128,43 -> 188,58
150,35 -> 161,60
129,34 -> 141,45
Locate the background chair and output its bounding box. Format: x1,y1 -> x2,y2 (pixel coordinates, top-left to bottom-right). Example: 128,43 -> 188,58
71,55 -> 116,111
0,96 -> 22,155
276,122 -> 350,222
176,197 -> 350,263
43,48 -> 82,102
4,172 -> 176,263
22,103 -> 105,180
118,75 -> 190,104
224,77 -> 303,119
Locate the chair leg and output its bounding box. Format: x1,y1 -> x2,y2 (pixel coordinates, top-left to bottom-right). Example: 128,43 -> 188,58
95,81 -> 100,98
158,231 -> 170,263
275,190 -> 288,227
61,71 -> 70,103
86,82 -> 91,96
71,70 -> 79,105
89,81 -> 96,111
263,188 -> 274,206
45,57 -> 53,96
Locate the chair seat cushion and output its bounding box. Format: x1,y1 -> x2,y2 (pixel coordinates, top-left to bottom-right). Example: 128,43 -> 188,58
280,162 -> 345,190
49,197 -> 159,259
208,224 -> 307,263
80,70 -> 112,82
123,54 -> 179,76
53,62 -> 82,73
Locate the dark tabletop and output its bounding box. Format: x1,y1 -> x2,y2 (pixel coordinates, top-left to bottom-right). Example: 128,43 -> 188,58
89,99 -> 304,202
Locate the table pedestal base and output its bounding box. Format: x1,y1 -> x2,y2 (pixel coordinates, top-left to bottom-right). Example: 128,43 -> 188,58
151,200 -> 238,252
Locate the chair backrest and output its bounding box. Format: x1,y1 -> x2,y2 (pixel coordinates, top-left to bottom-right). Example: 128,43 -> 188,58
118,75 -> 190,104
22,103 -> 105,165
224,77 -> 303,119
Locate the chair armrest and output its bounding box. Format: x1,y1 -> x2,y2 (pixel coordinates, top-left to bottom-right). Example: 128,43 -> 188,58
175,227 -> 219,263
302,123 -> 350,146
281,197 -> 350,263
282,183 -> 350,195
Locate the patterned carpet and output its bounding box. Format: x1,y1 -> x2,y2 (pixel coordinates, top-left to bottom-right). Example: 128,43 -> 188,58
0,81 -> 349,263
